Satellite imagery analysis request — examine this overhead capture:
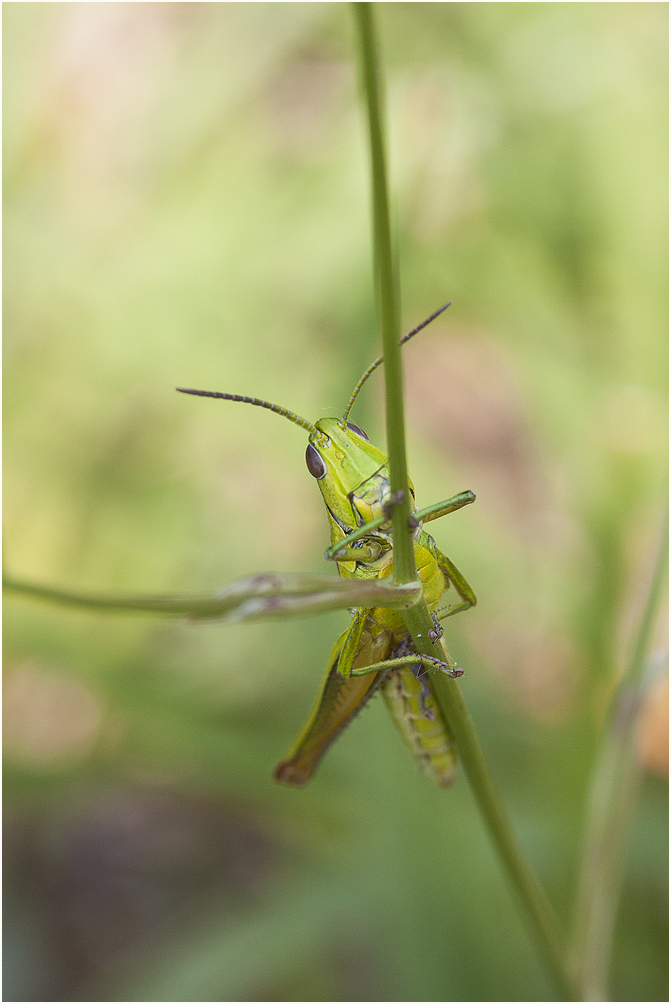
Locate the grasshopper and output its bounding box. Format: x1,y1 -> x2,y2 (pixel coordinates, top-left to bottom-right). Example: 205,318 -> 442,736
177,304 -> 476,786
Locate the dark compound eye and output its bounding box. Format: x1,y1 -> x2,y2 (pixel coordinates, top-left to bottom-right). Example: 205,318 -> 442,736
346,422 -> 368,441
305,443 -> 327,479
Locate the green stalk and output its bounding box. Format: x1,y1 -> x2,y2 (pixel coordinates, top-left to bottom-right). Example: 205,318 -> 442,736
572,511 -> 668,1000
353,2 -> 415,586
352,4 -> 580,1000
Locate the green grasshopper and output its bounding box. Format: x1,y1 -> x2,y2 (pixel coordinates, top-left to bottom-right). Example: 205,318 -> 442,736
177,304 -> 476,786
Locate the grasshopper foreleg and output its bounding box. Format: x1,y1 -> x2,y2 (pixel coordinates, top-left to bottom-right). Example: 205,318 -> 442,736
381,488 -> 406,521
413,490 -> 476,525
324,490 -> 408,562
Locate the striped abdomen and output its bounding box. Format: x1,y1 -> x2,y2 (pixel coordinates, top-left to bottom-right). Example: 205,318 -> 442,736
381,667 -> 456,787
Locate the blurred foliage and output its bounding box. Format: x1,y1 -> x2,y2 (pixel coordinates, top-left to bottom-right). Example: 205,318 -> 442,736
3,4 -> 667,1002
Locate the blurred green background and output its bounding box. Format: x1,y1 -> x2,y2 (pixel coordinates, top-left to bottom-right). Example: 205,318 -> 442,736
4,4 -> 667,1001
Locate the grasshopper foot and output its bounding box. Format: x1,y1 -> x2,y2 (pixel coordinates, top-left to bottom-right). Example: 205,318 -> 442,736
427,613 -> 444,643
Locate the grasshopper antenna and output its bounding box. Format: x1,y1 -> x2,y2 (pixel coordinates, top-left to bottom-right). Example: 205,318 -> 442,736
341,301 -> 452,424
176,388 -> 320,438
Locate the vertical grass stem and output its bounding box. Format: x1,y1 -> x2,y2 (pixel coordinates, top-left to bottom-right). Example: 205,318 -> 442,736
353,4 -> 581,999
353,2 -> 415,586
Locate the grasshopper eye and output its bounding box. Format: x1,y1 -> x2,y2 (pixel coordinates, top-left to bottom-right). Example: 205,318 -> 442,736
346,422 -> 368,441
306,443 -> 327,479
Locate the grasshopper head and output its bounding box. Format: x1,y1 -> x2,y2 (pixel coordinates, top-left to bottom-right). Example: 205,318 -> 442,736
306,417 -> 393,532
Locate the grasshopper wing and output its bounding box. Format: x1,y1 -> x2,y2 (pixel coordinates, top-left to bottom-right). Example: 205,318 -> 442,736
274,618 -> 391,785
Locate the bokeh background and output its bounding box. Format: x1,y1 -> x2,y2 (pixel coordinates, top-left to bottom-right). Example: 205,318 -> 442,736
4,4 -> 667,1001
